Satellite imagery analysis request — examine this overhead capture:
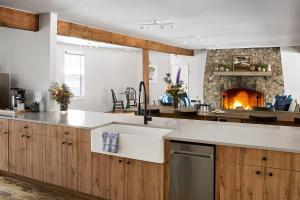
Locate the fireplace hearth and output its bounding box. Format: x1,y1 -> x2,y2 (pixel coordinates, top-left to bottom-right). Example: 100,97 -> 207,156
222,88 -> 265,110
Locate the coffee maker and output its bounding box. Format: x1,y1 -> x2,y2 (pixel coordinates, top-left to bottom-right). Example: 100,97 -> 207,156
10,88 -> 25,111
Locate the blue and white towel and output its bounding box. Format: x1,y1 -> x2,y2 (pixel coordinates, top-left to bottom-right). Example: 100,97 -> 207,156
102,132 -> 111,152
102,132 -> 120,153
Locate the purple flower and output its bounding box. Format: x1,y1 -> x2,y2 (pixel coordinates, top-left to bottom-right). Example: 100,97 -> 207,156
176,67 -> 181,84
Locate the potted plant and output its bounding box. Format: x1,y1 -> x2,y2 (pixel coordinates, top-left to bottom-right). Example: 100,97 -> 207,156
258,63 -> 268,72
163,69 -> 185,109
224,64 -> 230,72
49,82 -> 74,111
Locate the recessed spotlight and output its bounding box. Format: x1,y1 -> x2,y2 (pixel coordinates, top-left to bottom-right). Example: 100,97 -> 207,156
183,41 -> 187,45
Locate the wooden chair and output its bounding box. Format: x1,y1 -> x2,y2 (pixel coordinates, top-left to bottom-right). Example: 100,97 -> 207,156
248,115 -> 277,125
125,87 -> 137,107
294,118 -> 300,126
111,89 -> 124,112
253,107 -> 272,112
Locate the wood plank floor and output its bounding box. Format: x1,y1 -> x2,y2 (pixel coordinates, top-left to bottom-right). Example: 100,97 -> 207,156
0,176 -> 85,200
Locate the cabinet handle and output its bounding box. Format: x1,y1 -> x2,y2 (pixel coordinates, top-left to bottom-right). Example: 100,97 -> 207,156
64,132 -> 69,135
24,126 -> 28,129
62,141 -> 66,145
21,134 -> 26,138
269,172 -> 273,177
127,161 -> 130,165
26,136 -> 30,138
118,160 -> 122,163
68,143 -> 72,146
3,131 -> 8,135
262,157 -> 267,161
256,171 -> 261,175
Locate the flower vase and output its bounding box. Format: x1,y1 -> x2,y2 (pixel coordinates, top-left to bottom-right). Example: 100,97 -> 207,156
60,103 -> 68,111
173,97 -> 179,109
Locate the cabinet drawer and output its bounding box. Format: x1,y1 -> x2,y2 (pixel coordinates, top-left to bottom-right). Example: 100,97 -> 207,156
217,145 -> 293,170
77,129 -> 91,143
11,120 -> 44,134
0,119 -> 9,131
266,150 -> 292,170
57,126 -> 77,140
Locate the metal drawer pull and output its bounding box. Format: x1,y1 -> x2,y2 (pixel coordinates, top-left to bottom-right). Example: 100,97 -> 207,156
172,150 -> 214,159
62,141 -> 66,144
3,131 -> 8,135
68,143 -> 72,146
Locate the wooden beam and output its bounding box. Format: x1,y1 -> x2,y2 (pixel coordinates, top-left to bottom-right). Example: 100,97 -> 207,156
57,20 -> 194,56
143,49 -> 150,103
0,6 -> 39,32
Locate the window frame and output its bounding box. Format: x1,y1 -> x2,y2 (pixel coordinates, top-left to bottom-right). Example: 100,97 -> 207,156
64,51 -> 85,99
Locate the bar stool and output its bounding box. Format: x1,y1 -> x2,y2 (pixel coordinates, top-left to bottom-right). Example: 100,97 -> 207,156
111,89 -> 124,112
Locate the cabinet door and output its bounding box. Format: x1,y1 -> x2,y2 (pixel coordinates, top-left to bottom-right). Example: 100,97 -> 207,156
9,129 -> 26,176
77,141 -> 92,194
264,168 -> 291,200
291,171 -> 300,200
266,151 -> 292,170
110,156 -> 125,200
125,159 -> 143,200
240,165 -> 264,200
45,136 -> 63,186
92,153 -> 110,199
0,129 -> 9,171
26,132 -> 46,181
142,162 -> 164,200
65,139 -> 78,190
215,162 -> 241,200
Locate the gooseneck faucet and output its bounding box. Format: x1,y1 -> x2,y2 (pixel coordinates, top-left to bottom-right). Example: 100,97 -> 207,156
138,81 -> 152,124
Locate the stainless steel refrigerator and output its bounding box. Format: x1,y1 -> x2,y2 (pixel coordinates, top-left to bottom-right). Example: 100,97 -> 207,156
0,73 -> 9,109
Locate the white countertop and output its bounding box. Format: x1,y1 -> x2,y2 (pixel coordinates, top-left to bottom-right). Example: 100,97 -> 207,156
3,110 -> 300,153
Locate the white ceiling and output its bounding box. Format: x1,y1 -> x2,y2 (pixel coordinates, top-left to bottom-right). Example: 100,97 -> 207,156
1,0 -> 300,50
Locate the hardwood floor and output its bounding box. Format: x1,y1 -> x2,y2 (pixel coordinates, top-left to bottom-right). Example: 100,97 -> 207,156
0,175 -> 86,200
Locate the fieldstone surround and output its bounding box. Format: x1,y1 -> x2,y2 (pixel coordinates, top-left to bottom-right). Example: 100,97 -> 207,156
203,47 -> 284,109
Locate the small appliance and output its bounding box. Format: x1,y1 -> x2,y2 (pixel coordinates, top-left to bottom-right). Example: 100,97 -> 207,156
10,88 -> 26,111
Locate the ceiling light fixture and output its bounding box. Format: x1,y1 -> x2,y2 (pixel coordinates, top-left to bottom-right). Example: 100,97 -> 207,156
139,20 -> 175,31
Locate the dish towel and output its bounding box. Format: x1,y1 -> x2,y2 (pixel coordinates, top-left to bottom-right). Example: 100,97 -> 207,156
102,132 -> 120,153
102,132 -> 111,152
110,133 -> 120,153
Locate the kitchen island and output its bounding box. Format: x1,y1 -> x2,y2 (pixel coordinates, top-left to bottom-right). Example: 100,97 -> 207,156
1,110 -> 300,200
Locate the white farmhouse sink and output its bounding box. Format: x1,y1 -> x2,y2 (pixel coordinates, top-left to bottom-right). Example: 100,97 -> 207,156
91,122 -> 173,163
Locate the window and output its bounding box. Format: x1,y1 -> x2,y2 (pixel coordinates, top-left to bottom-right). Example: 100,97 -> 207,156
64,52 -> 85,97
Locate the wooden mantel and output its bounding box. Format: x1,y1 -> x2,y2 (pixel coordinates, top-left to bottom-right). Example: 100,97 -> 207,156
0,6 -> 39,32
57,20 -> 194,56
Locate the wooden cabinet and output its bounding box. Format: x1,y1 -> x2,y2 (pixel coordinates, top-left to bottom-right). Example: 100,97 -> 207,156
240,165 -> 264,200
92,153 -> 110,199
216,162 -> 241,200
45,126 -> 92,193
216,145 -> 296,200
0,119 -> 9,171
264,168 -> 291,200
9,121 -> 45,180
110,155 -> 164,200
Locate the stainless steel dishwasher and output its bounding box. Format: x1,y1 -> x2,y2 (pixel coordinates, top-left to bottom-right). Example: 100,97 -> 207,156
169,141 -> 215,200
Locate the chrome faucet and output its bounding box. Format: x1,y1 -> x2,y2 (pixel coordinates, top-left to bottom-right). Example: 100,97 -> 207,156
138,81 -> 152,124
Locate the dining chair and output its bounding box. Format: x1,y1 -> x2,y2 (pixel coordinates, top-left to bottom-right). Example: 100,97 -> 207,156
248,115 -> 277,125
111,89 -> 124,112
125,87 -> 137,107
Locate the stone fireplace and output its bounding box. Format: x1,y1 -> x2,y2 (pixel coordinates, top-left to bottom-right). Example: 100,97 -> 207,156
203,47 -> 285,109
222,88 -> 265,110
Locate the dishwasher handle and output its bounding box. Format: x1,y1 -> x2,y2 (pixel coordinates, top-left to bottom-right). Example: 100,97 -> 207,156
171,150 -> 214,159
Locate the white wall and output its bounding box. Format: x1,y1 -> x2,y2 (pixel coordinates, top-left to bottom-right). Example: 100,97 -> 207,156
56,43 -> 142,112
281,46 -> 300,101
170,49 -> 207,101
0,13 -> 57,111
149,51 -> 170,103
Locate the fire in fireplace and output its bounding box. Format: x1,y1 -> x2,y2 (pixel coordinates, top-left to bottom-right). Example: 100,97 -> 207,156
222,88 -> 265,110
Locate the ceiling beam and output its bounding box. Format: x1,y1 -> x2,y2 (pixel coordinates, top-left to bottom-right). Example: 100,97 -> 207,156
0,6 -> 39,32
57,20 -> 194,56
